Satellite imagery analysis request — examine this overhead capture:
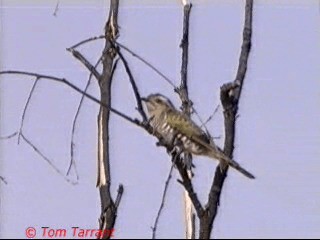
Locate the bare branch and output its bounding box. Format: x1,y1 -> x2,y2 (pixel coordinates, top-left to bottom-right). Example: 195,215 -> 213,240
18,77 -> 40,144
176,3 -> 196,239
201,105 -> 220,129
199,1 -> 253,238
199,104 -> 220,138
67,48 -> 101,81
116,47 -> 147,121
115,41 -> 176,88
179,3 -> 192,108
0,71 -> 171,150
2,74 -> 80,184
152,163 -> 175,239
0,131 -> 18,140
114,184 -> 124,208
68,37 -> 177,89
114,42 -> 211,151
19,132 -> 78,185
0,71 -> 139,126
116,41 -> 206,144
68,35 -> 105,50
0,176 -> 8,185
97,1 -> 122,238
53,0 -> 59,17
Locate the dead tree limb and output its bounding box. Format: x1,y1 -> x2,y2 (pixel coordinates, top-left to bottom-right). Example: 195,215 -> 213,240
97,1 -> 123,239
176,3 -> 196,239
199,1 -> 253,238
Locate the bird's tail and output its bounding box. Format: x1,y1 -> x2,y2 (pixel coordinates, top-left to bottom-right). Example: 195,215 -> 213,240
208,149 -> 255,179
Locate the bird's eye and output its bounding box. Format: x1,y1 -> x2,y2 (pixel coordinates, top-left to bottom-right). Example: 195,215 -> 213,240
155,99 -> 161,103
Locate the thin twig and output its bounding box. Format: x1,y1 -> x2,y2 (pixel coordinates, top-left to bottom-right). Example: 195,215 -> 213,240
200,105 -> 220,129
66,56 -> 104,177
191,109 -> 210,138
0,176 -> 8,185
71,36 -> 209,145
116,41 -> 176,88
20,132 -> 78,185
68,35 -> 105,50
14,77 -> 70,183
152,163 -> 175,239
110,58 -> 120,79
116,41 -> 210,140
0,71 -> 184,188
114,184 -> 124,208
0,131 -> 18,140
53,0 -> 59,17
116,47 -> 147,121
116,41 -> 207,145
67,37 -> 177,89
0,71 -> 139,126
199,105 -> 220,138
1,116 -> 74,184
18,77 -> 40,144
0,70 -> 170,154
67,48 -> 101,81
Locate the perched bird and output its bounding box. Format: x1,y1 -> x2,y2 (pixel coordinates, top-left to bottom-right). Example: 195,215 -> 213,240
141,93 -> 255,179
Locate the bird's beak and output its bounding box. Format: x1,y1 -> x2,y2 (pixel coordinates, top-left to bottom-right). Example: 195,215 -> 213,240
141,97 -> 148,102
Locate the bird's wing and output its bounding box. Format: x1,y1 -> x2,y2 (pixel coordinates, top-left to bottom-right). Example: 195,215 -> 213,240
166,110 -> 255,179
166,110 -> 210,144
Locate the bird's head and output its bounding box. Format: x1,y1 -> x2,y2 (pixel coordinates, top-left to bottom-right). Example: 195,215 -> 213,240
141,94 -> 175,116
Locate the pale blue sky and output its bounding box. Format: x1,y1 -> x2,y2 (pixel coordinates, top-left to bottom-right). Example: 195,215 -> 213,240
1,0 -> 320,238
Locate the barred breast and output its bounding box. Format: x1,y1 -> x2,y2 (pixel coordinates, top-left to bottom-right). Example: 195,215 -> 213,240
150,112 -> 208,156
150,112 -> 175,145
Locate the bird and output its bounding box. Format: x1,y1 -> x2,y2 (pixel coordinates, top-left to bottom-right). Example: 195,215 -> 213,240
141,93 -> 255,179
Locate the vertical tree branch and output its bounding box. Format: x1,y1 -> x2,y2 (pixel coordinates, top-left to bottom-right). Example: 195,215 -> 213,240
176,3 -> 195,239
97,0 -> 122,239
199,1 -> 253,238
179,3 -> 192,115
